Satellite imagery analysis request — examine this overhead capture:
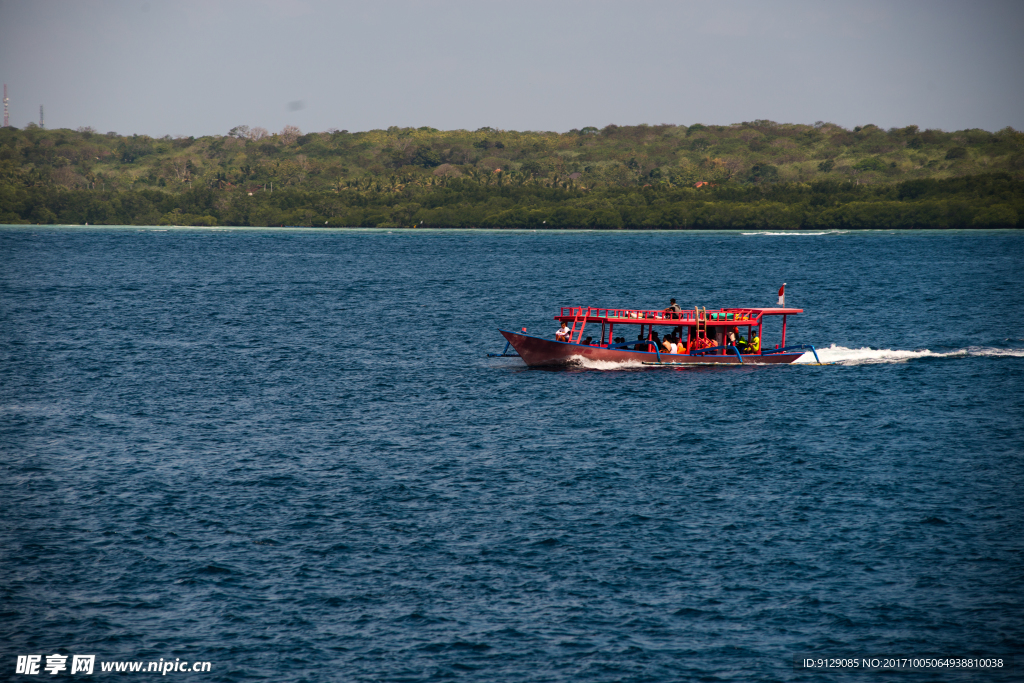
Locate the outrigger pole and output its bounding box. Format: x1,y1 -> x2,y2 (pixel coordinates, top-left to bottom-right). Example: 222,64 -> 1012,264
486,339 -> 520,357
487,328 -> 523,357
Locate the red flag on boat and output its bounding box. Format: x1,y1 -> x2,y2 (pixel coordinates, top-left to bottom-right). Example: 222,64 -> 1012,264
777,283 -> 786,306
522,327 -> 527,332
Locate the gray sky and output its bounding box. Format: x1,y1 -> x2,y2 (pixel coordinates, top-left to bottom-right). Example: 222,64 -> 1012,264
2,0 -> 1022,137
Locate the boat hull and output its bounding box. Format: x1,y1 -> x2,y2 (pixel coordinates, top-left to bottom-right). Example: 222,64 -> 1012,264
498,330 -> 804,367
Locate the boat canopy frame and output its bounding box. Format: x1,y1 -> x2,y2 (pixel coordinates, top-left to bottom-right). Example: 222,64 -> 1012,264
555,305 -> 803,349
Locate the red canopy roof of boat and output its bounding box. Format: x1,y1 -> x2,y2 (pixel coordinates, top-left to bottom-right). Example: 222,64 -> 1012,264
555,306 -> 802,325
744,308 -> 804,315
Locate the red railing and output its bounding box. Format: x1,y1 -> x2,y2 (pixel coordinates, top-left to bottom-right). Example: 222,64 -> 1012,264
557,307 -> 762,323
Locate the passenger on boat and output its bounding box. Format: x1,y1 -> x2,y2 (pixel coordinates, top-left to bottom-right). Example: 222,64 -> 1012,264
634,334 -> 647,351
748,330 -> 761,353
664,298 -> 682,318
726,328 -> 738,348
555,322 -> 571,342
582,336 -> 594,346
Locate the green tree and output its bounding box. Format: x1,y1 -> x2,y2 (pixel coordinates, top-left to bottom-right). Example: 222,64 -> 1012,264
748,164 -> 779,184
412,147 -> 442,168
854,157 -> 886,172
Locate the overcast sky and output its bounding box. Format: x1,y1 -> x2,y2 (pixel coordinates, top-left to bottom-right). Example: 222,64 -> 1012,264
1,0 -> 1022,137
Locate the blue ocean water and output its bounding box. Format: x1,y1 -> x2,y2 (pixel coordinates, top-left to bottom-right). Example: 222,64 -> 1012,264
1,226 -> 1022,682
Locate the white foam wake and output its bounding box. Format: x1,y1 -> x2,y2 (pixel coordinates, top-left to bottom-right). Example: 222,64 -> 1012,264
566,355 -> 647,370
793,344 -> 1024,365
560,347 -> 1024,369
741,230 -> 848,236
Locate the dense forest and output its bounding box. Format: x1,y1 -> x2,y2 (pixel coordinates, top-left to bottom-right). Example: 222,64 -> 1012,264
1,121 -> 1022,228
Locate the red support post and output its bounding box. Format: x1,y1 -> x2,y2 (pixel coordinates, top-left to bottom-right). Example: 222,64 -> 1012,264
575,308 -> 590,343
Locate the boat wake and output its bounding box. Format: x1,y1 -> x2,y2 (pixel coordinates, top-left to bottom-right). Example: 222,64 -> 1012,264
566,355 -> 647,370
554,346 -> 1024,370
794,344 -> 1024,365
742,230 -> 848,236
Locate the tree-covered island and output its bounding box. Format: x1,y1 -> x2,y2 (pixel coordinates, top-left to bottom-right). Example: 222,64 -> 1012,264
1,121 -> 1022,228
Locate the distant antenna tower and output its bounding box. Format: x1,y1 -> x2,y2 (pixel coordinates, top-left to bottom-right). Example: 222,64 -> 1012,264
3,85 -> 8,127
40,105 -> 44,129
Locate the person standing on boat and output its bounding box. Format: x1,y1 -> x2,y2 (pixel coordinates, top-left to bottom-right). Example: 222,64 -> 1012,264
556,321 -> 571,342
726,327 -> 739,348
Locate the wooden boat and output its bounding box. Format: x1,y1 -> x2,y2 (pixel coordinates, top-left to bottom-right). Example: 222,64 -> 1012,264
497,305 -> 820,367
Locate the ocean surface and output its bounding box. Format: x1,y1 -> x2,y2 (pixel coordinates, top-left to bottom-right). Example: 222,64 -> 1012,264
1,226 -> 1022,682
